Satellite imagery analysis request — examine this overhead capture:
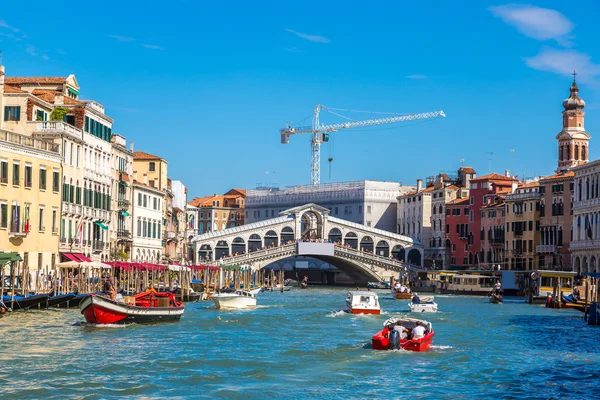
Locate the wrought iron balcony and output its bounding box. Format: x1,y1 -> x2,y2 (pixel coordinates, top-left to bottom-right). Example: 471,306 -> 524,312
117,230 -> 131,239
536,245 -> 557,254
118,199 -> 130,208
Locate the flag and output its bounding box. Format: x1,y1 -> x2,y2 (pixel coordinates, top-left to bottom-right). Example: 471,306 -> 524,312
77,220 -> 83,243
24,204 -> 30,235
188,214 -> 194,229
585,215 -> 593,239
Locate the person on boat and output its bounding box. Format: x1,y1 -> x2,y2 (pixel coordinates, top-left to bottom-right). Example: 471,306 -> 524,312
573,287 -> 581,301
412,293 -> 420,304
103,277 -> 116,300
394,324 -> 409,339
411,321 -> 426,339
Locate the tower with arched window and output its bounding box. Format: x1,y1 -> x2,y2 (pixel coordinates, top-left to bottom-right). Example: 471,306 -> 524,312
557,77 -> 590,172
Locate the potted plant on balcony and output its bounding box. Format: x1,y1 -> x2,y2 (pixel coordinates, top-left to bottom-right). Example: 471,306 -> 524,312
50,107 -> 68,121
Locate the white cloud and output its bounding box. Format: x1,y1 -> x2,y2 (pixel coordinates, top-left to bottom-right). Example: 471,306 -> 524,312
525,48 -> 600,83
141,43 -> 165,51
108,34 -> 136,42
285,28 -> 330,43
405,74 -> 427,79
0,19 -> 26,40
489,4 -> 574,46
25,45 -> 38,56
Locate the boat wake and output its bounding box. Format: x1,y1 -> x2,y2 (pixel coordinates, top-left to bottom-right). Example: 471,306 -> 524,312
326,310 -> 347,317
430,345 -> 454,350
75,322 -> 132,329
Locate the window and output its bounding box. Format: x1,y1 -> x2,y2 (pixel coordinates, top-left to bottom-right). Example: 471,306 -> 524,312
0,160 -> 7,184
137,219 -> 141,236
153,197 -> 157,210
4,106 -> 21,121
469,197 -> 474,205
12,163 -> 20,186
52,209 -> 57,233
53,170 -> 60,192
24,165 -> 32,188
39,207 -> 44,231
367,205 -> 372,214
138,193 -> 142,206
149,162 -> 156,172
358,205 -> 363,214
0,203 -> 7,228
36,109 -> 47,121
143,195 -> 147,207
39,168 -> 47,190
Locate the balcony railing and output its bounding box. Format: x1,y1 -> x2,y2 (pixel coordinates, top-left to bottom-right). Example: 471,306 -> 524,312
118,199 -> 130,208
93,240 -> 104,251
506,192 -> 540,201
2,127 -> 61,153
570,240 -> 600,250
536,244 -> 557,254
117,230 -> 131,239
0,177 -> 7,184
62,202 -> 82,216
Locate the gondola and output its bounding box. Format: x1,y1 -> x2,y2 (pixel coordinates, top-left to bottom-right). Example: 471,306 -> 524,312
47,293 -> 77,308
1,294 -> 50,311
489,293 -> 503,304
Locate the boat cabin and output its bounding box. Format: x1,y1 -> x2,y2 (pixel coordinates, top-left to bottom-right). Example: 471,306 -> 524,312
439,273 -> 498,294
346,291 -> 380,314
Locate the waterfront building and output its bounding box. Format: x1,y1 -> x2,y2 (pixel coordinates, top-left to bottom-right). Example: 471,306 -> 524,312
427,167 -> 474,268
186,204 -> 199,259
538,171 -> 574,270
468,173 -> 517,267
110,135 -> 134,262
188,189 -> 246,234
1,65 -> 115,262
479,193 -> 506,270
444,197 -> 470,267
0,128 -> 62,278
570,161 -> 600,274
504,181 -> 541,270
164,179 -> 188,264
246,181 -> 413,233
131,178 -> 164,262
397,179 -> 433,266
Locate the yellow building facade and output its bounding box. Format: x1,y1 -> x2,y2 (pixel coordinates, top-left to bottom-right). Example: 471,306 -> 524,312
0,128 -> 62,276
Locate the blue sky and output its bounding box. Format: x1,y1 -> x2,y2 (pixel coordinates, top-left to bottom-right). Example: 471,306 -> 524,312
1,1 -> 600,196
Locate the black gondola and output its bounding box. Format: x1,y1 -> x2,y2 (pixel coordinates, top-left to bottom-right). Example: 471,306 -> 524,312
2,294 -> 50,311
47,293 -> 77,308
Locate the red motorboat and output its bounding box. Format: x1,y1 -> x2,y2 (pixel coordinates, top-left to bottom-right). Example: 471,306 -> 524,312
372,317 -> 434,352
80,290 -> 184,324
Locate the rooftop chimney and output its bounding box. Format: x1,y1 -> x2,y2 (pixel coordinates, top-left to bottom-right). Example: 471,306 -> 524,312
416,179 -> 423,192
130,140 -> 134,153
505,170 -> 510,177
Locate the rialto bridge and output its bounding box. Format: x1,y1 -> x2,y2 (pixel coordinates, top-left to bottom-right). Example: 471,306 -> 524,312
191,204 -> 423,283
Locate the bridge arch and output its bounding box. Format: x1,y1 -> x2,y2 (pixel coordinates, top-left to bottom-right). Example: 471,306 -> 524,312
408,248 -> 422,266
264,230 -> 278,248
300,209 -> 324,240
248,234 -> 262,252
232,237 -> 246,256
215,240 -> 230,259
344,232 -> 358,249
328,228 -> 342,244
391,245 -> 405,261
281,227 -> 294,244
376,240 -> 389,257
198,244 -> 212,261
360,236 -> 374,253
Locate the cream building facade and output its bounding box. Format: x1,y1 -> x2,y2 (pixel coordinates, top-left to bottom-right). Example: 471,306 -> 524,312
131,181 -> 164,263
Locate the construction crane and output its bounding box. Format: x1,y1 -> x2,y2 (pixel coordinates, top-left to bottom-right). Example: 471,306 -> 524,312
280,105 -> 446,185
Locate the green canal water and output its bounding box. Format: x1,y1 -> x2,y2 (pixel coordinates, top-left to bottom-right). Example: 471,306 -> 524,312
0,287 -> 598,399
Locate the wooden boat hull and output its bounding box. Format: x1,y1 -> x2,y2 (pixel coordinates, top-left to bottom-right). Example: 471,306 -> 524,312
2,294 -> 49,311
347,307 -> 380,315
395,292 -> 412,300
372,329 -> 435,352
80,294 -> 184,324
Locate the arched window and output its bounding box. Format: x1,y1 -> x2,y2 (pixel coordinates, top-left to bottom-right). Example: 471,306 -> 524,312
582,146 -> 587,160
199,222 -> 204,233
575,145 -> 579,160
566,144 -> 571,160
438,205 -> 443,214
559,146 -> 564,161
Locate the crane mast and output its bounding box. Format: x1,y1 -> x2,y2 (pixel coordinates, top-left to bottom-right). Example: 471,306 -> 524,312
280,105 -> 446,185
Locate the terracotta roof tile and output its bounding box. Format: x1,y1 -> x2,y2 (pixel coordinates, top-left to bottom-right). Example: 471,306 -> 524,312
134,151 -> 163,161
5,77 -> 67,85
447,198 -> 470,205
517,181 -> 540,189
540,171 -> 575,181
460,167 -> 476,174
471,173 -> 517,182
3,85 -> 26,93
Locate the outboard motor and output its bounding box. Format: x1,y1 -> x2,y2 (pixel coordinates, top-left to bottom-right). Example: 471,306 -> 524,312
389,329 -> 401,350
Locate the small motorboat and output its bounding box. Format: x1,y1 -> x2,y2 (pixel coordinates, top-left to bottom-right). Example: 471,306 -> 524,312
80,290 -> 184,324
2,294 -> 50,311
392,286 -> 413,299
489,292 -> 503,304
368,281 -> 391,290
300,282 -> 308,289
409,296 -> 438,313
345,290 -> 380,314
211,290 -> 257,309
267,284 -> 292,292
372,317 -> 435,352
169,287 -> 203,302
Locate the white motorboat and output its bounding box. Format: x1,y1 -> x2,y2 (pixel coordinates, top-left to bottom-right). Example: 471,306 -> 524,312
211,290 -> 257,309
248,287 -> 264,296
267,284 -> 292,292
345,291 -> 381,314
409,295 -> 438,313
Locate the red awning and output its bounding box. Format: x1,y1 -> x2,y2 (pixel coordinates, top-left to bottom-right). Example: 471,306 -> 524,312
61,253 -> 92,263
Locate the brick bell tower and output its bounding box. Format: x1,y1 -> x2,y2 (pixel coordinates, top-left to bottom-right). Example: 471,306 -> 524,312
556,72 -> 590,172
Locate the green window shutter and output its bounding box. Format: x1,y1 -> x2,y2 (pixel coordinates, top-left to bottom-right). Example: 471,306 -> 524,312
68,220 -> 72,238
3,107 -> 8,121
76,187 -> 81,204
61,219 -> 65,239
15,106 -> 21,121
138,193 -> 142,206
107,195 -> 111,211
70,185 -> 74,202
84,116 -> 89,132
1,204 -> 7,228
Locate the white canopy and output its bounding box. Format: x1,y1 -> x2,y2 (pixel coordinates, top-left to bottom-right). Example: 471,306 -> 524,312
57,260 -> 81,268
80,261 -> 111,270
168,265 -> 191,272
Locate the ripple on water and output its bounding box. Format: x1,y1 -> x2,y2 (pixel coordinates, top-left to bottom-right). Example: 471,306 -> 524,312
1,289 -> 598,398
